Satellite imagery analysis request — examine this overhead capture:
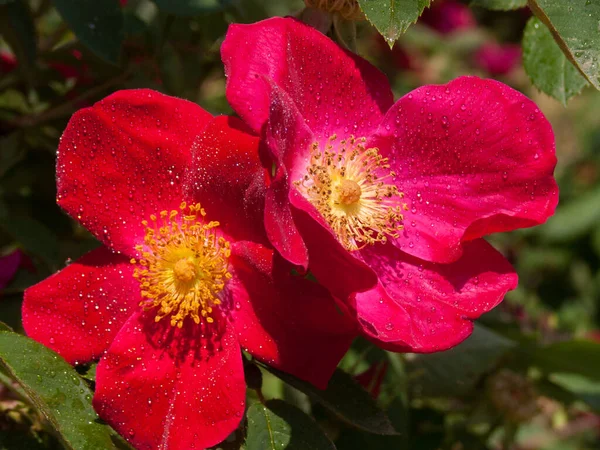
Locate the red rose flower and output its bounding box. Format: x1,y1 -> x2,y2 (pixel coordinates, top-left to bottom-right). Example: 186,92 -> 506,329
474,43 -> 522,76
22,90 -> 356,449
420,0 -> 476,35
221,18 -> 558,352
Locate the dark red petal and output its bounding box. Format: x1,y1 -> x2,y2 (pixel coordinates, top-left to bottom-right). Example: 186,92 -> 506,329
22,247 -> 139,364
261,82 -> 314,267
0,249 -> 22,290
94,310 -> 245,450
57,89 -> 212,257
353,239 -> 517,352
372,76 -> 558,263
184,115 -> 269,245
222,17 -> 393,142
227,241 -> 356,389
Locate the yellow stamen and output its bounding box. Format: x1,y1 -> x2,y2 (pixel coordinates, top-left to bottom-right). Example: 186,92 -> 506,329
294,135 -> 404,251
132,202 -> 231,328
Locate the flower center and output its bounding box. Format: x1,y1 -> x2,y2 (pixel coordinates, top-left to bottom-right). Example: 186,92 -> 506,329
294,135 -> 407,251
337,179 -> 362,205
131,202 -> 232,328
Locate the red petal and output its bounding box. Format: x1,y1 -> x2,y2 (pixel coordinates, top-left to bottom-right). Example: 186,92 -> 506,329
227,241 -> 356,389
353,239 -> 517,352
94,310 -> 245,450
184,115 -> 269,245
0,249 -> 22,290
372,76 -> 558,263
222,17 -> 393,142
22,247 -> 139,364
57,89 -> 212,256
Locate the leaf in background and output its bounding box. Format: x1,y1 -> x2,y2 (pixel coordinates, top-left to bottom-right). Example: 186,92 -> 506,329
0,331 -> 116,450
0,0 -> 37,84
540,186 -> 600,241
523,17 -> 589,105
0,215 -> 60,269
470,0 -> 527,10
530,340 -> 600,382
406,325 -> 515,397
152,0 -> 233,16
549,373 -> 600,413
52,0 -> 124,65
245,400 -> 335,450
0,131 -> 25,179
529,0 -> 600,91
0,321 -> 13,331
357,0 -> 432,46
265,367 -> 397,435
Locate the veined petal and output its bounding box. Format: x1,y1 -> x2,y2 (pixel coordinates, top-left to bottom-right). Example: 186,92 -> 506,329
94,310 -> 245,450
57,89 -> 212,257
372,76 -> 558,263
22,247 -> 139,364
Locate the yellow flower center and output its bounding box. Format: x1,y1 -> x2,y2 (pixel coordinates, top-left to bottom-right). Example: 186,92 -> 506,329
131,202 -> 232,328
294,135 -> 407,251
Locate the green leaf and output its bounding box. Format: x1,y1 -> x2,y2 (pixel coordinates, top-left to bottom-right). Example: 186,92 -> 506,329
152,0 -> 233,16
529,0 -> 600,91
52,0 -> 124,64
265,367 -> 396,435
470,0 -> 527,10
0,215 -> 60,269
530,340 -> 600,382
0,321 -> 13,332
245,400 -> 335,450
549,373 -> 600,412
406,325 -> 515,397
0,331 -> 116,450
357,0 -> 432,45
540,186 -> 600,241
523,17 -> 589,105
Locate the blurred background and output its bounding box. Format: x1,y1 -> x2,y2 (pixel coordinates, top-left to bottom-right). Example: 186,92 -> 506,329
1,0 -> 599,449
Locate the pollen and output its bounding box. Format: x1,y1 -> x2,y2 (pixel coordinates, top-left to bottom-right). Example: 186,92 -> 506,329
131,202 -> 232,328
294,135 -> 407,251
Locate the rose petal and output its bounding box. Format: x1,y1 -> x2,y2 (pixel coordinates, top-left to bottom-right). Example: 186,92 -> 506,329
227,241 -> 356,389
185,115 -> 269,245
57,89 -> 212,256
222,17 -> 393,143
94,310 -> 245,450
372,76 -> 558,263
353,239 -> 518,352
22,246 -> 139,364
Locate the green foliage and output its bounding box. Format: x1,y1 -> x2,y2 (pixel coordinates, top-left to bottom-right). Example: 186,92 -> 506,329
52,0 -> 124,64
266,367 -> 398,435
407,325 -> 515,397
0,0 -> 36,83
529,0 -> 600,91
152,0 -> 233,16
523,17 -> 589,105
470,0 -> 527,10
0,332 -> 117,450
357,0 -> 432,45
246,400 -> 335,450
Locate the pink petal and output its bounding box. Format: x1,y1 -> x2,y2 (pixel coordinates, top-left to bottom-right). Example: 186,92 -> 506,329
57,89 -> 213,257
221,17 -> 393,143
22,247 -> 139,364
353,239 -> 518,352
227,241 -> 356,389
94,310 -> 245,450
372,76 -> 558,263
